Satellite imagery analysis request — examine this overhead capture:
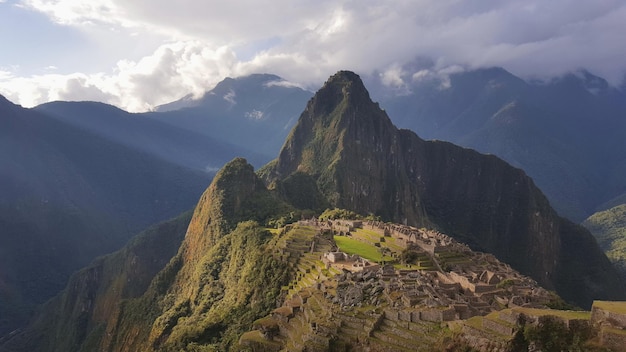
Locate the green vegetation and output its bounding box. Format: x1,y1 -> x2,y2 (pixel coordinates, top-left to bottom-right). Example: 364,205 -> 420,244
496,278 -> 515,289
334,235 -> 394,262
516,316 -> 594,352
512,307 -> 590,321
583,204 -> 626,274
319,208 -> 363,220
120,221 -> 292,351
277,171 -> 330,212
593,300 -> 626,314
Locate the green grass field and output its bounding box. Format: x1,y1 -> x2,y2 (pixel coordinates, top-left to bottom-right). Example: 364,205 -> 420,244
592,301 -> 626,314
511,307 -> 591,320
334,235 -> 394,262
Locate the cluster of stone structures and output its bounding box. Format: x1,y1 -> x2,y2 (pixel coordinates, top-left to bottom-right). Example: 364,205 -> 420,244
320,219 -> 554,321
241,220 -> 626,351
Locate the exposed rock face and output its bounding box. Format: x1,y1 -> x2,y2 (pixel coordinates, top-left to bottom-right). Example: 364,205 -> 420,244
266,71 -> 426,226
262,71 -> 624,307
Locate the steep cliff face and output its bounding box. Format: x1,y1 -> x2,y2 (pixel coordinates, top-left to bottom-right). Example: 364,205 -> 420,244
262,71 -> 624,307
266,71 -> 426,225
399,136 -> 559,287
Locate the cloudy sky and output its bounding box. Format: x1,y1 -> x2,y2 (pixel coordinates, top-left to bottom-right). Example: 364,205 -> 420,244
1,0 -> 625,112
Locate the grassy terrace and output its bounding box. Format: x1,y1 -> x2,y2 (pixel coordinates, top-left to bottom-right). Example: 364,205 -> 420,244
334,235 -> 394,262
352,228 -> 404,252
593,301 -> 626,314
270,224 -> 342,298
334,227 -> 440,269
511,307 -> 591,320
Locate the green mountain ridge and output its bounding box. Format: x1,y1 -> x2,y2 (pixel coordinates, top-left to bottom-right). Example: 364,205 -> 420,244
583,204 -> 626,277
0,158 -> 290,351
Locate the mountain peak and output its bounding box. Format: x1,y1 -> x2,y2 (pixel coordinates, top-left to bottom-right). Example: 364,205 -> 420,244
184,157 -> 289,262
270,70 -> 395,180
187,157 -> 264,237
309,70 -> 373,115
325,70 -> 363,86
261,71 -> 625,306
265,70 -> 422,222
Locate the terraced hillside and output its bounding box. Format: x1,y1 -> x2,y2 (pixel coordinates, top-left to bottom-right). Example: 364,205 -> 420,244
240,219 -> 568,351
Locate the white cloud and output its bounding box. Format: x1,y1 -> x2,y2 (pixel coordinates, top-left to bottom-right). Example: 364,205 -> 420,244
223,89 -> 236,105
0,41 -> 239,111
3,0 -> 625,110
0,70 -> 13,80
245,109 -> 264,121
22,0 -> 125,26
264,79 -> 306,90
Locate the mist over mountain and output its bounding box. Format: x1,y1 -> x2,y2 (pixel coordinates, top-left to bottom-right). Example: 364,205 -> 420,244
149,74 -> 313,160
0,96 -> 210,335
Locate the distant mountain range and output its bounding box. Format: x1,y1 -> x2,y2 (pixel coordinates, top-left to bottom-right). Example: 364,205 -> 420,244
145,68 -> 626,222
2,71 -> 621,352
0,96 -> 211,335
150,73 -> 313,160
35,100 -> 268,171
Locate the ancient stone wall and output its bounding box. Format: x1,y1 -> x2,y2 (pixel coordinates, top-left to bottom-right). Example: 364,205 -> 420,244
591,304 -> 626,328
482,318 -> 515,336
599,326 -> 626,351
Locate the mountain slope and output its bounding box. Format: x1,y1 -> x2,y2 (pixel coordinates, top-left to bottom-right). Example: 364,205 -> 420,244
583,204 -> 626,276
262,71 -> 624,307
0,95 -> 210,335
149,74 -> 313,159
0,212 -> 192,352
27,158 -> 293,352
